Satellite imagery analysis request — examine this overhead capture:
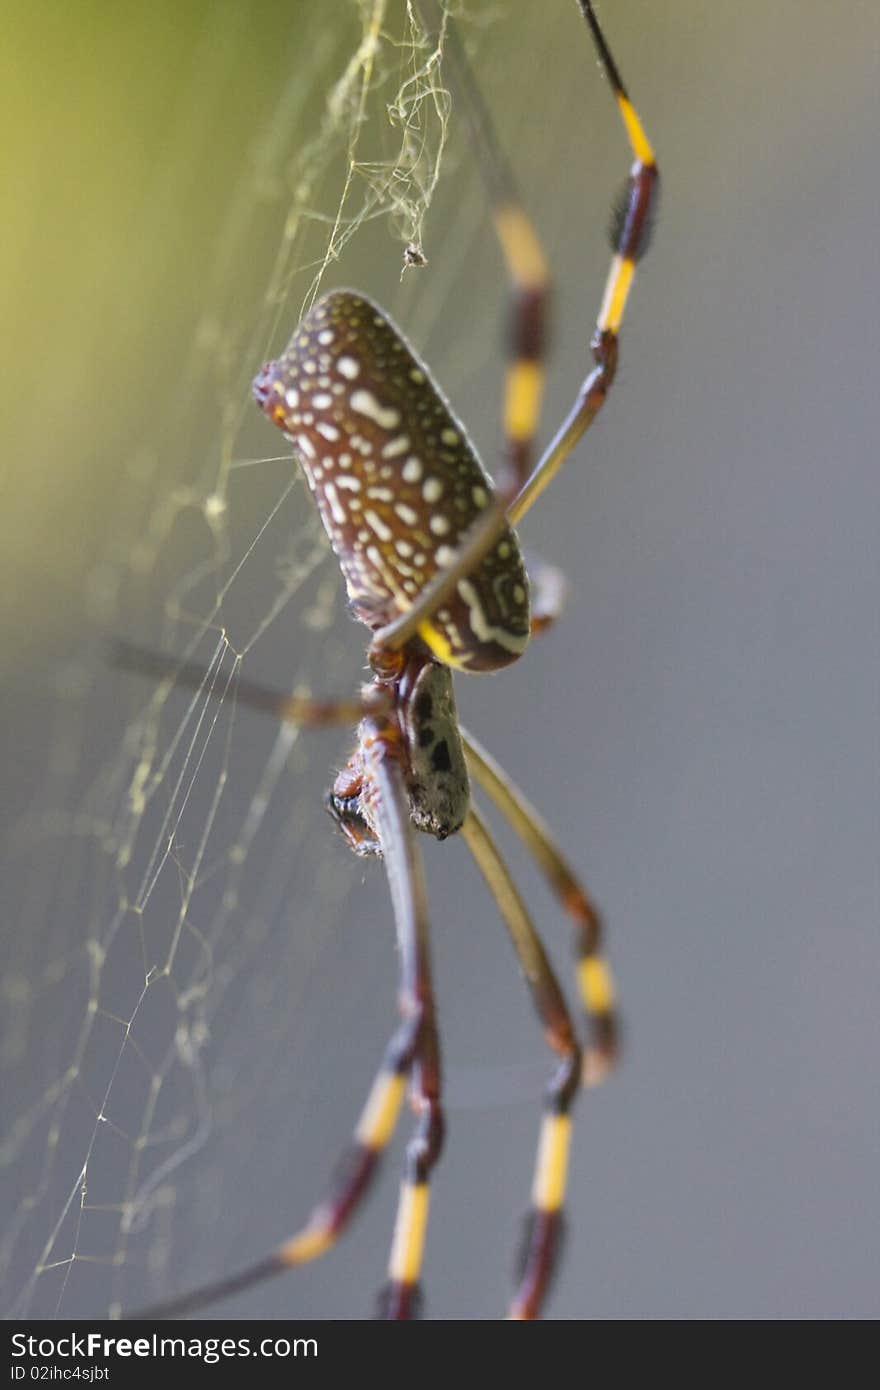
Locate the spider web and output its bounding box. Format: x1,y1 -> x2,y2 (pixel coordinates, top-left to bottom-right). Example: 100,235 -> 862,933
0,0 -> 484,1320
5,0 -> 876,1325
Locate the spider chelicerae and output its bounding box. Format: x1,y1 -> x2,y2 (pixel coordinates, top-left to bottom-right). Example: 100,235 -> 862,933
123,0 -> 659,1321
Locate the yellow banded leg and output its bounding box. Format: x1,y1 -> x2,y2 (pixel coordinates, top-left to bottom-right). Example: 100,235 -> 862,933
509,1110 -> 573,1321
494,202 -> 550,485
367,0 -> 660,657
461,808 -> 581,1321
532,1112 -> 572,1214
130,1042 -> 412,1320
426,8 -> 551,490
584,0 -> 658,341
462,729 -> 620,1085
379,1056 -> 444,1321
504,356 -> 545,452
130,727 -> 437,1323
508,1 -> 660,531
368,737 -> 445,1321
277,1061 -> 408,1267
598,251 -> 636,335
365,11 -> 554,664
382,1181 -> 431,1319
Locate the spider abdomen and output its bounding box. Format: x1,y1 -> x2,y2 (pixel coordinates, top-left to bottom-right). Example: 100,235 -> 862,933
253,290 -> 531,673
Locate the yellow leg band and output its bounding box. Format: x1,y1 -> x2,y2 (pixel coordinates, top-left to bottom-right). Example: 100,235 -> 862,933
617,95 -> 655,165
279,1223 -> 333,1265
531,1113 -> 572,1212
598,254 -> 635,334
504,360 -> 544,441
579,957 -> 616,1015
388,1182 -> 430,1284
494,204 -> 548,289
355,1071 -> 406,1149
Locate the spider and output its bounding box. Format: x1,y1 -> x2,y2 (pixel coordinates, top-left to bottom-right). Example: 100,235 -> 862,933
125,0 -> 658,1321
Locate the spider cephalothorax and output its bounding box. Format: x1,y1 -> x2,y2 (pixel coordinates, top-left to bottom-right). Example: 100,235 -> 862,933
327,653 -> 470,856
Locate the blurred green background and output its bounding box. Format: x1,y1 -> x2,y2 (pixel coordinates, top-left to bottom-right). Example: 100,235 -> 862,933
2,1 -> 878,1320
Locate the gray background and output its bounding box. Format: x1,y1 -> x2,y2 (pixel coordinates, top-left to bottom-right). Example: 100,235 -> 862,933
2,1 -> 878,1320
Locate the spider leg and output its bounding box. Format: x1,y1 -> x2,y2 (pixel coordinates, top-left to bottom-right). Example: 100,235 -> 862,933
365,728 -> 444,1319
418,1 -> 550,491
127,721 -> 441,1322
128,1025 -> 413,1319
369,3 -> 550,662
113,637 -> 388,726
509,2 -> 659,527
462,728 -> 618,1086
524,553 -> 568,637
370,2 -> 658,659
460,807 -> 581,1321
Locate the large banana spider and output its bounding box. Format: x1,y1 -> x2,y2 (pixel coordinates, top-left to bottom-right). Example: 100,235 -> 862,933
126,0 -> 658,1321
